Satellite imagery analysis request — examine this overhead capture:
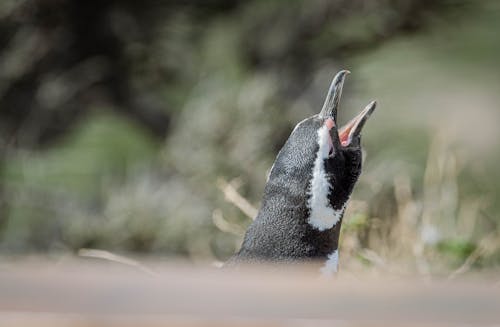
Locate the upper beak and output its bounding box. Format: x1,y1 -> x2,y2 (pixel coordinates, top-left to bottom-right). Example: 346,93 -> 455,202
319,70 -> 377,147
318,70 -> 350,121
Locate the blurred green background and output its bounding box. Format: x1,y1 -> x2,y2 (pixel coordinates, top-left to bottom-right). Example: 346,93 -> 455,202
0,0 -> 499,275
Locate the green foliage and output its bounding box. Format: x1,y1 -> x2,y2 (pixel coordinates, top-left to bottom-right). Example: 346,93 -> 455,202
1,112 -> 158,251
5,112 -> 157,196
437,239 -> 476,262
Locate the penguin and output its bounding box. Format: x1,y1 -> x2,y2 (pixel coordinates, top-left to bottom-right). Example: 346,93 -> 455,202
227,70 -> 376,274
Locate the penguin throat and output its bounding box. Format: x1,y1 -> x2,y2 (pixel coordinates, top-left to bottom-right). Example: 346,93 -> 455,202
307,125 -> 345,231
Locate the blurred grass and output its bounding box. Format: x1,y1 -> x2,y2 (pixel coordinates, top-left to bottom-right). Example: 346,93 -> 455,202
0,0 -> 499,276
2,113 -> 158,252
5,113 -> 158,197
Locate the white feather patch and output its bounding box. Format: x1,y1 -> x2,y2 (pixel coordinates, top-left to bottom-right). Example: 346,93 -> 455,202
307,125 -> 344,231
320,249 -> 339,275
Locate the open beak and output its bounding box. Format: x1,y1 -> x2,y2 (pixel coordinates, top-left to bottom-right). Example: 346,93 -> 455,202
319,70 -> 377,147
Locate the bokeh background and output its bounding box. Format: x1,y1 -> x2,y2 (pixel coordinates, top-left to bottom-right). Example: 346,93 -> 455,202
1,0 -> 499,276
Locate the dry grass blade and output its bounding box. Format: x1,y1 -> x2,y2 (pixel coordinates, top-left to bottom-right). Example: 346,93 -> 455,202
78,248 -> 158,276
217,178 -> 258,220
212,209 -> 245,236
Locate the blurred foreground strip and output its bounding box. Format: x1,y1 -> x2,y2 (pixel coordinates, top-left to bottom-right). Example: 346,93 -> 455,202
0,260 -> 499,327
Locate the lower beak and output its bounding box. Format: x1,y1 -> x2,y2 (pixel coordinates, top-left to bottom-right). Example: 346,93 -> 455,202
338,100 -> 377,147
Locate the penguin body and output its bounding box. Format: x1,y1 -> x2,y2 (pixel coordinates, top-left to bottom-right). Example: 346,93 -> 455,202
228,71 -> 376,270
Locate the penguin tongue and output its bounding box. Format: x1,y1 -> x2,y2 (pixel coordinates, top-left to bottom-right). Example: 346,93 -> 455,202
338,101 -> 377,146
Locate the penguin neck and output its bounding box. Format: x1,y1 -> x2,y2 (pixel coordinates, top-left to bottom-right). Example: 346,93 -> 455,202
258,169 -> 346,259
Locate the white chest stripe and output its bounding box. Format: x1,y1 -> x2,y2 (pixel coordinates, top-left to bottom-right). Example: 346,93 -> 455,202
320,249 -> 339,275
307,125 -> 344,231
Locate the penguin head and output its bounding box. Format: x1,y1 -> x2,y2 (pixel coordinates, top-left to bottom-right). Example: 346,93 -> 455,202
267,71 -> 376,227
